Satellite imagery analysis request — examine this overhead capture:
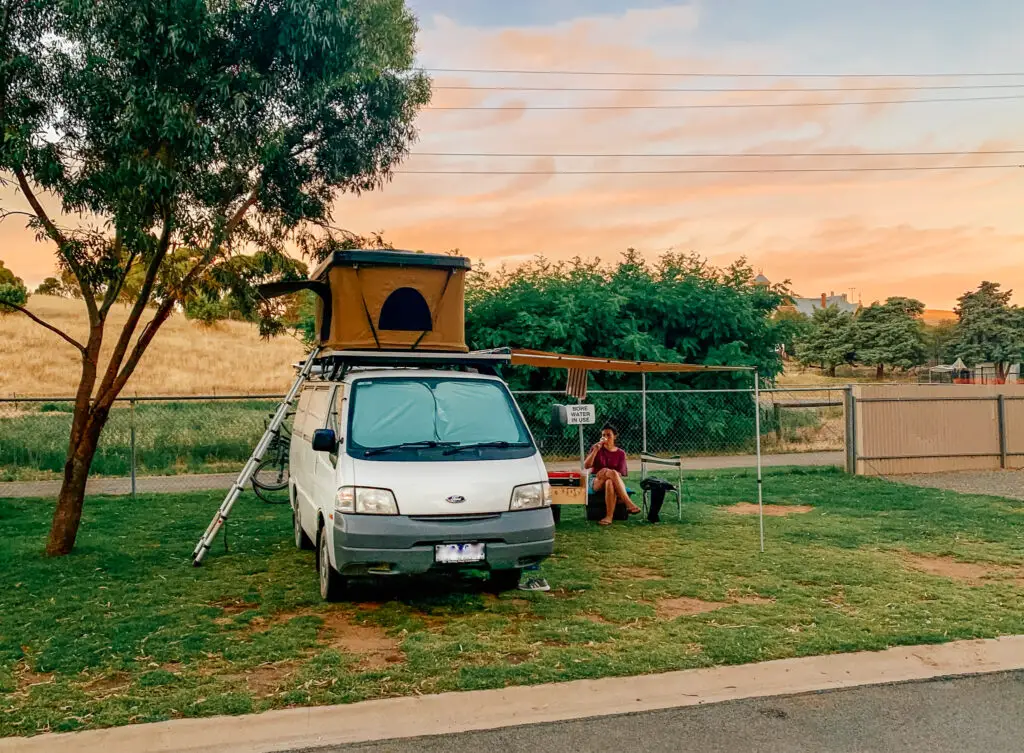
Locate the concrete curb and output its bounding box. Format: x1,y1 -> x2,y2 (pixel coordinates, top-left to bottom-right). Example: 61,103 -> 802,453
3,635 -> 1023,753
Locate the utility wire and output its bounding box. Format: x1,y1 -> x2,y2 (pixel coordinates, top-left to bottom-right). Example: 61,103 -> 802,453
424,66 -> 1024,79
433,83 -> 1024,93
410,149 -> 1024,158
397,164 -> 1023,175
427,94 -> 1024,110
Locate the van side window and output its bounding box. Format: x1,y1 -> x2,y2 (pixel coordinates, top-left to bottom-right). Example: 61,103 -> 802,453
328,385 -> 344,435
294,388 -> 314,440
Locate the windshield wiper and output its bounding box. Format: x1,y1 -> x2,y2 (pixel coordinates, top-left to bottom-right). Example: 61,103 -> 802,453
443,441 -> 533,456
363,440 -> 457,457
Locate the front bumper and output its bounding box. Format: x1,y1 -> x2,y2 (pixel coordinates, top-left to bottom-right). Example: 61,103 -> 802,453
331,508 -> 555,575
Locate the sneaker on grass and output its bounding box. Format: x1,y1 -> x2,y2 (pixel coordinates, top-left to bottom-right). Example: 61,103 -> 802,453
518,577 -> 550,592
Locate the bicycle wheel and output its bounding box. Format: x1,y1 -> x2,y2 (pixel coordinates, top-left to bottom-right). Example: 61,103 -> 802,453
252,447 -> 290,499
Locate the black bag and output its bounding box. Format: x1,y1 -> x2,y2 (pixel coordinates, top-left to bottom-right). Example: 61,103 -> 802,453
640,478 -> 676,523
586,492 -> 629,521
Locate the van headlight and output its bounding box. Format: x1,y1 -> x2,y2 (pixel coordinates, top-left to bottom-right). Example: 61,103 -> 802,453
509,481 -> 552,511
336,487 -> 399,515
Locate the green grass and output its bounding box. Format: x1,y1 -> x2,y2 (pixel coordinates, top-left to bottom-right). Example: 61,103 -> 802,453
1,467 -> 1023,737
0,400 -> 278,481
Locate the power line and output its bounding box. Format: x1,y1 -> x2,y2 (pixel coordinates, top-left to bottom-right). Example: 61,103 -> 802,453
411,149 -> 1024,158
427,94 -> 1024,111
397,164 -> 1023,175
424,66 -> 1024,79
434,83 -> 1024,93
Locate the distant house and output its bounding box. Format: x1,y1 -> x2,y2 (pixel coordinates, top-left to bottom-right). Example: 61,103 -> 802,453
789,292 -> 860,316
754,275 -> 860,316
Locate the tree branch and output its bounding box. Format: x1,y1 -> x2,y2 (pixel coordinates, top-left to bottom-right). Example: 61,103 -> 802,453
1,300 -> 86,353
94,212 -> 173,402
226,187 -> 259,236
13,168 -> 99,322
104,297 -> 176,401
99,229 -> 130,316
13,168 -> 68,247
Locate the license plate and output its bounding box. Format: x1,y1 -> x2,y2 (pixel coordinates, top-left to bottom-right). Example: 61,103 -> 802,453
434,543 -> 485,564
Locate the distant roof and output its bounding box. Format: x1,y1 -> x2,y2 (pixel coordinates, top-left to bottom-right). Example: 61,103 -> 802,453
754,274 -> 771,285
790,295 -> 860,316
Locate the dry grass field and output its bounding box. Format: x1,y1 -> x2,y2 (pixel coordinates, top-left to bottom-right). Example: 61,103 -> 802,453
0,296 -> 304,397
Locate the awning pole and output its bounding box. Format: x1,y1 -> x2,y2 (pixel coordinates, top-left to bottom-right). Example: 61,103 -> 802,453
754,369 -> 764,553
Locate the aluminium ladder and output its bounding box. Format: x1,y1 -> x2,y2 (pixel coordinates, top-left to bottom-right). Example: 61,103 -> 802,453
191,346 -> 322,566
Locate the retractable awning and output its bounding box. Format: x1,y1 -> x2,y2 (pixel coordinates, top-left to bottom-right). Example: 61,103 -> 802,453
507,348 -> 753,373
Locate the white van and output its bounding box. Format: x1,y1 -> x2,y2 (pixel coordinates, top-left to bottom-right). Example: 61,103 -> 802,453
289,366 -> 555,600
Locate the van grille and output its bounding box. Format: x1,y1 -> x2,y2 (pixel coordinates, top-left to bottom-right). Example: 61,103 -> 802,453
408,513 -> 501,522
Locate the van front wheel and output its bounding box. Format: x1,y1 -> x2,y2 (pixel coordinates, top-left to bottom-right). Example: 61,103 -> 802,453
318,530 -> 347,601
488,568 -> 522,593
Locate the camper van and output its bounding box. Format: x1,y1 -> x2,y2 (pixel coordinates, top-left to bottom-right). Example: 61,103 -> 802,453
289,366 -> 555,600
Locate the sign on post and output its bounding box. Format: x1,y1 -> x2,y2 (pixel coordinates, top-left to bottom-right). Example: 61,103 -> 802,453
551,403 -> 597,426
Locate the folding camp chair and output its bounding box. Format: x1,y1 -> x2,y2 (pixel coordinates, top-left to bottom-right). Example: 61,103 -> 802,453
640,453 -> 683,521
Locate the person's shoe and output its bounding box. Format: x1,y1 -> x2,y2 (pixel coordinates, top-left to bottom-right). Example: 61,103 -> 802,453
518,577 -> 550,592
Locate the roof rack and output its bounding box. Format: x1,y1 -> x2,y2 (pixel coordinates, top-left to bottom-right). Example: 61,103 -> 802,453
296,348 -> 513,382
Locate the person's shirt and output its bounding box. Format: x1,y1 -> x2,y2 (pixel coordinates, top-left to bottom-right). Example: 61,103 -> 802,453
593,446 -> 628,477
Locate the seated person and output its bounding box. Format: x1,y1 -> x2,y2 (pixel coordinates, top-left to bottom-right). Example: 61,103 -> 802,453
584,423 -> 641,526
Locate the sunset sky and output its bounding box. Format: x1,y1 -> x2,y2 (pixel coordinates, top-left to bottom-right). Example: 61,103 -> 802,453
3,0 -> 1023,308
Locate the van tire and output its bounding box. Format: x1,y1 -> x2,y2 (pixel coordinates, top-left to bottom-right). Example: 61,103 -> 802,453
293,507 -> 313,551
488,568 -> 522,593
317,526 -> 347,601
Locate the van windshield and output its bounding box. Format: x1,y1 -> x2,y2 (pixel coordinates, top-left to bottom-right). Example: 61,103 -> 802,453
347,377 -> 536,462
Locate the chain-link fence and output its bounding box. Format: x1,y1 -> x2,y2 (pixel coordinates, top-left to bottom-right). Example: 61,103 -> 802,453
0,386 -> 848,495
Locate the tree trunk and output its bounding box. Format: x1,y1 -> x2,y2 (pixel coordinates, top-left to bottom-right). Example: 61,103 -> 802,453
828,364 -> 837,378
876,364 -> 884,380
46,406 -> 108,556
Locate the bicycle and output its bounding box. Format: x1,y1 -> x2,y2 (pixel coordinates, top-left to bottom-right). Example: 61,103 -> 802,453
252,413 -> 293,504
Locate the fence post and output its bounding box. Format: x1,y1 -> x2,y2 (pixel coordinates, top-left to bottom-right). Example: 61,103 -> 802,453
997,394 -> 1007,470
773,403 -> 782,443
130,399 -> 137,501
844,387 -> 857,474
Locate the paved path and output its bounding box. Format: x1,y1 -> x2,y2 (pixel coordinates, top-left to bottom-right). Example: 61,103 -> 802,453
332,671 -> 1024,753
0,452 -> 843,499
3,635 -> 1021,753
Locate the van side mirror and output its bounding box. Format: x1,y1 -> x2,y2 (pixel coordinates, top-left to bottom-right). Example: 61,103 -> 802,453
550,404 -> 568,427
311,428 -> 337,453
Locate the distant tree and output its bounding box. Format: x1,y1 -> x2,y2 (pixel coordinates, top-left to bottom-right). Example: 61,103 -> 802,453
854,297 -> 927,379
952,282 -> 1023,380
35,277 -> 66,296
466,251 -> 789,388
795,306 -> 856,377
771,308 -> 812,359
924,319 -> 959,366
0,260 -> 29,312
0,0 -> 430,556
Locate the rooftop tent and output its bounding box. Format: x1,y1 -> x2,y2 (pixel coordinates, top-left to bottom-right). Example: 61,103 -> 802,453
261,250 -> 471,352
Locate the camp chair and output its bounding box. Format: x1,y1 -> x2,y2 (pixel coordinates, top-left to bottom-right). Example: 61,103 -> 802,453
640,453 -> 683,521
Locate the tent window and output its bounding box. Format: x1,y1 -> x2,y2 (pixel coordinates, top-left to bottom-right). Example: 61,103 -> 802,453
379,287 -> 432,331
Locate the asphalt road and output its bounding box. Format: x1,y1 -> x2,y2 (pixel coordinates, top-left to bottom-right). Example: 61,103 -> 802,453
319,671 -> 1024,753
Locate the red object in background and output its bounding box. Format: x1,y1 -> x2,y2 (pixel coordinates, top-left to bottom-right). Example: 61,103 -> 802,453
548,471 -> 581,484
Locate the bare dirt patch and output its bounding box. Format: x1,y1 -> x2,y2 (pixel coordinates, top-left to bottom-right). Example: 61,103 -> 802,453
601,566 -> 667,583
12,662 -> 54,695
319,612 -> 403,670
656,592 -> 774,620
222,661 -> 300,698
723,503 -> 813,517
901,553 -> 1024,586
656,597 -> 726,619
210,597 -> 259,616
79,671 -> 132,697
